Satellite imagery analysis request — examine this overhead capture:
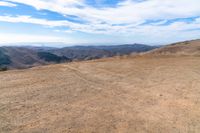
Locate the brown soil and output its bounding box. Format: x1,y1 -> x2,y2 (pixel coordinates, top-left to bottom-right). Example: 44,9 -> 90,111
1,55 -> 200,133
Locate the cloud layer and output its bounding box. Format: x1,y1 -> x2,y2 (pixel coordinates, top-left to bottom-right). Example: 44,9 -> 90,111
0,0 -> 200,44
0,1 -> 16,7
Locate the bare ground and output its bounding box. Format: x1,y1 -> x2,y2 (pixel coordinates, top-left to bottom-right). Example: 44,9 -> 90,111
1,56 -> 200,133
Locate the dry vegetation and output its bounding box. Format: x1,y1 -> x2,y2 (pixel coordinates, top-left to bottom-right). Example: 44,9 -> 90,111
1,40 -> 200,133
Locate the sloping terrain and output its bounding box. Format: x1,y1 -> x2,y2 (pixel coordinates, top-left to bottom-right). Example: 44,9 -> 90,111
0,47 -> 45,69
0,48 -> 11,66
0,44 -> 157,69
0,47 -> 70,69
51,44 -> 156,60
144,39 -> 200,56
1,40 -> 200,133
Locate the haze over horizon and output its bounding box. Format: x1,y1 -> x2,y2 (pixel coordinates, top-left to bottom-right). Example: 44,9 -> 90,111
0,0 -> 200,46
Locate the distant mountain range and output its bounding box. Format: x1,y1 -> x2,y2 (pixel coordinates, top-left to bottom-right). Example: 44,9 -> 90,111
0,44 -> 158,69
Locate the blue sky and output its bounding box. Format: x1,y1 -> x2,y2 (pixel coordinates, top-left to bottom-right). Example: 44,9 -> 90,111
0,0 -> 200,46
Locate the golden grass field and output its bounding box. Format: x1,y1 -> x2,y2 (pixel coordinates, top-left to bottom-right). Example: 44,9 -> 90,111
1,40 -> 200,133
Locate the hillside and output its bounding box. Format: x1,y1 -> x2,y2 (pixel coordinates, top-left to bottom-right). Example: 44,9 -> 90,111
0,48 -> 11,66
0,47 -> 72,69
1,40 -> 200,132
0,44 -> 157,69
0,47 -> 45,69
144,39 -> 200,56
51,44 -> 156,60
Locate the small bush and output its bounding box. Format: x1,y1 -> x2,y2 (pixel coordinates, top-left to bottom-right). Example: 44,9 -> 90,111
0,66 -> 8,71
38,52 -> 71,63
0,49 -> 11,65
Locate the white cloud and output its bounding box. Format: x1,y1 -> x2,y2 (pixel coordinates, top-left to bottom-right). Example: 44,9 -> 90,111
0,1 -> 16,7
1,0 -> 200,44
0,33 -> 75,44
0,15 -> 115,34
3,0 -> 200,34
6,0 -> 200,24
0,15 -> 200,35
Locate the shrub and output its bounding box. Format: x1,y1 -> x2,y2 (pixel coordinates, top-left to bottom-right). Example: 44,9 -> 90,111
0,48 -> 11,65
38,52 -> 71,63
0,66 -> 8,71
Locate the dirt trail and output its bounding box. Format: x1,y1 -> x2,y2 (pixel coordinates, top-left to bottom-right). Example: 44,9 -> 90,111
1,56 -> 200,133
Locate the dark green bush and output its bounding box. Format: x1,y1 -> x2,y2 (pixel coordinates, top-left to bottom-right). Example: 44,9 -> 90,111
0,66 -> 8,71
37,52 -> 70,63
0,49 -> 11,66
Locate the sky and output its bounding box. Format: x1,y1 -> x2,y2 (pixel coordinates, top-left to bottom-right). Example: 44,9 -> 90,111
0,0 -> 200,46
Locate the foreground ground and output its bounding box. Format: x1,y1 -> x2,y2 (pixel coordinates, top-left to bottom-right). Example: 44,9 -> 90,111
1,55 -> 200,133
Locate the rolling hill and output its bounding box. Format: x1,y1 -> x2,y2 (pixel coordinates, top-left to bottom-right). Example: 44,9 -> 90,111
1,40 -> 200,132
144,39 -> 200,56
51,44 -> 156,60
0,44 -> 157,69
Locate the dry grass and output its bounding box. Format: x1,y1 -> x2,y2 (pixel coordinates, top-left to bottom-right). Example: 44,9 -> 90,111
1,55 -> 200,133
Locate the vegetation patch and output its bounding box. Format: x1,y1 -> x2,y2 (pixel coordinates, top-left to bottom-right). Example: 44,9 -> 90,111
37,52 -> 71,63
0,66 -> 8,71
0,48 -> 11,67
